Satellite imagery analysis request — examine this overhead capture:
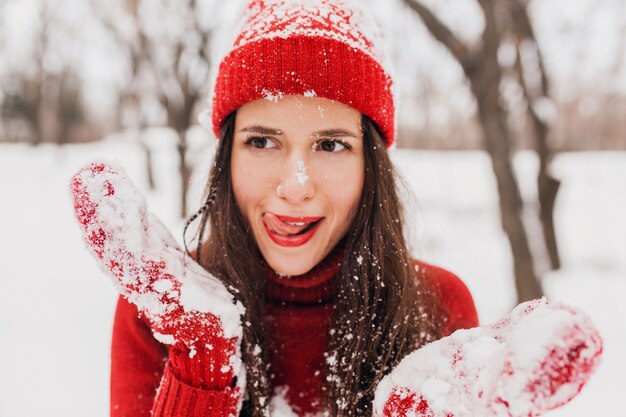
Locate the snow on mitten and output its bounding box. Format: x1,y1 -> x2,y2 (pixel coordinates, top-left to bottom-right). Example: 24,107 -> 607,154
70,162 -> 245,397
373,298 -> 603,417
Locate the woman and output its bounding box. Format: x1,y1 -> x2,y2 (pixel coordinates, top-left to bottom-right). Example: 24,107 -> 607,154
67,0 -> 477,416
70,1 -> 603,416
101,1 -> 479,415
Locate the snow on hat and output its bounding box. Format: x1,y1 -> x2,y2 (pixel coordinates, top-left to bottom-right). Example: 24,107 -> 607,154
210,0 -> 396,147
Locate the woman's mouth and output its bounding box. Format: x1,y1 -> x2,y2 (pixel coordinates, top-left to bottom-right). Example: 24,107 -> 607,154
262,213 -> 324,247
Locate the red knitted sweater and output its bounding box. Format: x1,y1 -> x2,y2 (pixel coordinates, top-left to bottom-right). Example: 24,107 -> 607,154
110,256 -> 478,416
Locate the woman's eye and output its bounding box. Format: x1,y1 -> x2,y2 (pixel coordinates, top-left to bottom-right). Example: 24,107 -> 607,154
245,136 -> 278,149
317,139 -> 348,153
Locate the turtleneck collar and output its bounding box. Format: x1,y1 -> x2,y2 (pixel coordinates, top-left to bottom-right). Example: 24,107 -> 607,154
262,245 -> 344,306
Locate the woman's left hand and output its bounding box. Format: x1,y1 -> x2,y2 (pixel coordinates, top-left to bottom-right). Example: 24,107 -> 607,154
372,298 -> 603,417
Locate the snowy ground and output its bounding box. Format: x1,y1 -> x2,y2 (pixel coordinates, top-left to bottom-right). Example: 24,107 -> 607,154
0,135 -> 623,416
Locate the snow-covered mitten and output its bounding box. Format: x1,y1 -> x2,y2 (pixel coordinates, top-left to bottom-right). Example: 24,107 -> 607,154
373,298 -> 603,417
71,162 -> 245,407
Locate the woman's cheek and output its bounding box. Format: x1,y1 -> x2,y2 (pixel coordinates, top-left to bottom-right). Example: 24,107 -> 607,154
317,160 -> 364,216
232,157 -> 274,215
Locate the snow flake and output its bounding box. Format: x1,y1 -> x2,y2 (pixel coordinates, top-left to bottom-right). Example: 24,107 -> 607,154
296,161 -> 309,185
262,89 -> 284,103
326,353 -> 338,366
152,279 -> 173,293
153,332 -> 176,345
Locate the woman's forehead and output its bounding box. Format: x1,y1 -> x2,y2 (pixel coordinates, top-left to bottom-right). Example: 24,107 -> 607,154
235,95 -> 362,137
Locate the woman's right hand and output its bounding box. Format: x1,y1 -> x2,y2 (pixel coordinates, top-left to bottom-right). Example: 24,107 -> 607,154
70,162 -> 245,401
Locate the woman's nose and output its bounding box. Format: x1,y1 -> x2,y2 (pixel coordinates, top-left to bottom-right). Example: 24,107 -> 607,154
277,159 -> 315,205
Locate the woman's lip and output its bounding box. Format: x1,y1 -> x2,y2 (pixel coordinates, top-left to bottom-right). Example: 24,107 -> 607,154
263,218 -> 324,247
273,214 -> 323,223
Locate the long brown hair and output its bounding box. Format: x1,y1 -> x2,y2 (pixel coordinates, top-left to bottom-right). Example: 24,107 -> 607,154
184,112 -> 444,416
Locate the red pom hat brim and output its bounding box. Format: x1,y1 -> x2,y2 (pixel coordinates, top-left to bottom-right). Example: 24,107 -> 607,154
212,35 -> 395,147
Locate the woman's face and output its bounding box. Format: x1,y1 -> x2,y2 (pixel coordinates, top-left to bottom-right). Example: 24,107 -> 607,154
231,95 -> 364,276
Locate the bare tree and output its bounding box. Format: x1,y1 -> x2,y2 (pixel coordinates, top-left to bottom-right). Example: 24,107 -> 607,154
505,0 -> 561,270
150,0 -> 214,218
0,2 -> 86,145
95,0 -> 159,189
24,1 -> 50,145
55,69 -> 86,144
98,0 -> 215,217
403,0 -> 543,303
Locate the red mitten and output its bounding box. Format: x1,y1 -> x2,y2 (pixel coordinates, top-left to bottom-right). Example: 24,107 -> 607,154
71,162 -> 245,407
373,298 -> 603,417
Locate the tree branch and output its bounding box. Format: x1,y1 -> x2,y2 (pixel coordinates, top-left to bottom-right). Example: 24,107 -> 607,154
402,0 -> 473,68
506,0 -> 550,96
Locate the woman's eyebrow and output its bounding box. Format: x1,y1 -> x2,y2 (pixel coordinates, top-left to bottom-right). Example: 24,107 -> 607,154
239,125 -> 283,135
313,129 -> 359,139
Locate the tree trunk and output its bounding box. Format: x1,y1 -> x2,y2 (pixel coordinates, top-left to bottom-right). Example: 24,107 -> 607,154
166,83 -> 197,219
468,69 -> 543,302
402,0 -> 545,302
525,86 -> 561,270
538,167 -> 560,269
177,129 -> 190,218
29,79 -> 43,146
139,130 -> 156,190
508,0 -> 562,269
514,58 -> 562,271
467,0 -> 543,303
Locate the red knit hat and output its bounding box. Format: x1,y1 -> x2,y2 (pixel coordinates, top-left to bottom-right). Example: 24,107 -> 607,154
211,0 -> 396,147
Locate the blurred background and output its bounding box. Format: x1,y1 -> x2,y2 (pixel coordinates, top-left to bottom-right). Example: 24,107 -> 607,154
0,0 -> 624,416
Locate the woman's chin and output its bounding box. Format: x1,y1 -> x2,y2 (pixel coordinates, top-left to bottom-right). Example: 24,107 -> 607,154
263,253 -> 319,277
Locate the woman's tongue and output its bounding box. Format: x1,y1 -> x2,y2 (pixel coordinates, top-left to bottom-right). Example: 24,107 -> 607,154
263,213 -> 313,236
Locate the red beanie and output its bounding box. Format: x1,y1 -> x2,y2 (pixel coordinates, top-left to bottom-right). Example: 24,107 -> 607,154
211,0 -> 396,147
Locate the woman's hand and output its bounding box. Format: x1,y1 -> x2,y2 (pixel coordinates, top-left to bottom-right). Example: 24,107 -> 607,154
71,162 -> 245,398
372,298 -> 603,417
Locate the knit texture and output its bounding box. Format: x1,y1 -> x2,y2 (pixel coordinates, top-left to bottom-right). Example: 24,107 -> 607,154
152,363 -> 240,417
110,260 -> 478,416
263,247 -> 343,414
167,336 -> 238,391
211,0 -> 396,146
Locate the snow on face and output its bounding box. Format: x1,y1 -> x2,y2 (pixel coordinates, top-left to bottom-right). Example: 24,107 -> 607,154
230,95 -> 364,276
295,160 -> 309,185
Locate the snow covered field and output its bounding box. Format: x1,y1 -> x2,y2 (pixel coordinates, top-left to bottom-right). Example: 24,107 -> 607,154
0,136 -> 623,416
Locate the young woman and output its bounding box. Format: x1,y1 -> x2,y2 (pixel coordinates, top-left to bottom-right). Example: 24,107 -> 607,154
104,1 -> 480,416
68,1 -> 602,416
